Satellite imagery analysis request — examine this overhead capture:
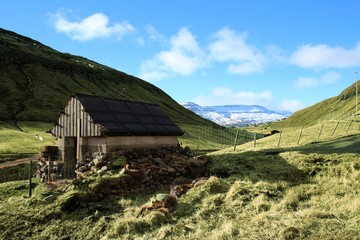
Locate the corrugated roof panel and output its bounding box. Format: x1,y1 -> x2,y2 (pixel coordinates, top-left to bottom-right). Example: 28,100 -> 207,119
104,99 -> 131,113
71,93 -> 183,136
90,112 -> 116,122
147,105 -> 167,116
138,115 -> 157,124
144,124 -> 166,133
123,123 -> 148,132
114,113 -> 138,123
81,98 -> 107,111
130,103 -> 150,115
155,116 -> 173,124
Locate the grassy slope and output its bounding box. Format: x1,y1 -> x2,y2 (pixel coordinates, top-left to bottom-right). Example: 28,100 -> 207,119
0,121 -> 57,162
1,28 -> 360,239
0,133 -> 359,239
0,28 -> 213,126
272,82 -> 359,128
1,122 -> 360,239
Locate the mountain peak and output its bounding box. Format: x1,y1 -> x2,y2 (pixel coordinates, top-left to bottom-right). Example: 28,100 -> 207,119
181,102 -> 292,127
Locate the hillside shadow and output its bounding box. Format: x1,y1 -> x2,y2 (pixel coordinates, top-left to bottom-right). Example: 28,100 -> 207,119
268,135 -> 360,155
295,135 -> 360,154
208,151 -> 309,185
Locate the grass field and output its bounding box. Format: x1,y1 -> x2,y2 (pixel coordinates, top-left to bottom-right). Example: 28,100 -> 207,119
0,119 -> 359,239
0,121 -> 56,163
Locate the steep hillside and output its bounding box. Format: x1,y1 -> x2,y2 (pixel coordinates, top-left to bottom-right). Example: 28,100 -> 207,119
0,28 -> 213,126
272,82 -> 359,127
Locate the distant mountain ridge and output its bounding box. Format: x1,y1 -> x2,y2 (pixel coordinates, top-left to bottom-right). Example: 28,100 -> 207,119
181,102 -> 292,126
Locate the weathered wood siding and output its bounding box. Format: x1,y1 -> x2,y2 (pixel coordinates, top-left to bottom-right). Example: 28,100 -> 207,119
51,97 -> 101,137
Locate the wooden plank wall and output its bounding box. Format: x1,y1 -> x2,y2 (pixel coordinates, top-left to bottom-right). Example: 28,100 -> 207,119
51,97 -> 101,137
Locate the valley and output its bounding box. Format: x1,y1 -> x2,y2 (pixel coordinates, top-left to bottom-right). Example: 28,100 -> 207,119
0,28 -> 360,239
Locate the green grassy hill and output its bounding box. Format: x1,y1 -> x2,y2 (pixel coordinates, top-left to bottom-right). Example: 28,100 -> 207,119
272,83 -> 359,127
0,28 -> 213,126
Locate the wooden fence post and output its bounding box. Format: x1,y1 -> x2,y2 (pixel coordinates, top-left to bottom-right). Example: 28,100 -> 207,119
253,132 -> 257,148
277,130 -> 282,147
317,124 -> 324,139
346,121 -> 353,133
233,130 -> 239,151
331,122 -> 340,136
297,126 -> 304,145
29,160 -> 32,197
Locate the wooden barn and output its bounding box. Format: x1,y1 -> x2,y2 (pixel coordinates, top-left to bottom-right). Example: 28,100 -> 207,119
51,93 -> 184,162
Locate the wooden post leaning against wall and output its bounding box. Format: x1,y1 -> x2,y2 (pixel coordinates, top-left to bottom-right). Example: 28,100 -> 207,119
48,156 -> 52,182
76,118 -> 81,162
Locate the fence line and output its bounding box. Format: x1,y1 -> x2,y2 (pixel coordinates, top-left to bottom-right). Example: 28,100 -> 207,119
252,120 -> 360,149
179,120 -> 360,151
1,120 -> 359,183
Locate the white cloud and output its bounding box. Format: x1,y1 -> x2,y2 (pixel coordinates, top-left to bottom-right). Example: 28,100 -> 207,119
193,87 -> 272,106
50,11 -> 135,41
140,27 -> 270,81
295,77 -> 319,89
295,71 -> 341,89
208,28 -> 267,74
290,43 -> 360,69
135,37 -> 145,46
145,24 -> 165,42
278,99 -> 304,112
139,27 -> 204,81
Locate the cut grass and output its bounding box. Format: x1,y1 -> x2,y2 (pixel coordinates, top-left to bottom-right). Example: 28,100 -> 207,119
0,120 -> 360,239
0,147 -> 359,239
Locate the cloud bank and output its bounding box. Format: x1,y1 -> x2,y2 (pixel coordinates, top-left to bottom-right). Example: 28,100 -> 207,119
193,87 -> 272,106
290,43 -> 360,69
50,11 -> 135,41
295,71 -> 342,89
140,27 -> 268,81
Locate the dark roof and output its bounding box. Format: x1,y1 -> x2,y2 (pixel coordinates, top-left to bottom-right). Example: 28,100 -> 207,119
75,93 -> 184,136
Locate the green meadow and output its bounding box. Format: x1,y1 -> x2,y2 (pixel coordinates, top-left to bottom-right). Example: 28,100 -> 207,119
0,120 -> 359,239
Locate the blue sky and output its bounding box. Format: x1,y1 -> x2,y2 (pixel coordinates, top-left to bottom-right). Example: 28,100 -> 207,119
1,1 -> 360,112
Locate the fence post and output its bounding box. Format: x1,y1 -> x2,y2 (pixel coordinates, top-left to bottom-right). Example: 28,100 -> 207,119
317,124 -> 324,139
331,122 -> 340,136
346,121 -> 353,133
277,130 -> 282,147
29,160 -> 32,197
233,130 -> 239,151
297,126 -> 304,144
253,132 -> 257,148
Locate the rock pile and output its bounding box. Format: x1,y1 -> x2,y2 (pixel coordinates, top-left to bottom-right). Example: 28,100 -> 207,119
35,146 -> 63,182
83,146 -> 211,195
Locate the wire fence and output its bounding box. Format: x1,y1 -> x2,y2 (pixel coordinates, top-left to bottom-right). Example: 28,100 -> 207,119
1,120 -> 359,183
239,120 -> 360,150
0,162 -> 35,184
178,124 -> 267,151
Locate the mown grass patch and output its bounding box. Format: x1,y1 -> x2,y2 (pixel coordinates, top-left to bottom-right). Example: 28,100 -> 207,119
0,147 -> 359,239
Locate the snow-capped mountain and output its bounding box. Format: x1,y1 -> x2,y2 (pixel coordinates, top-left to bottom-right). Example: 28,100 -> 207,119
181,102 -> 292,127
